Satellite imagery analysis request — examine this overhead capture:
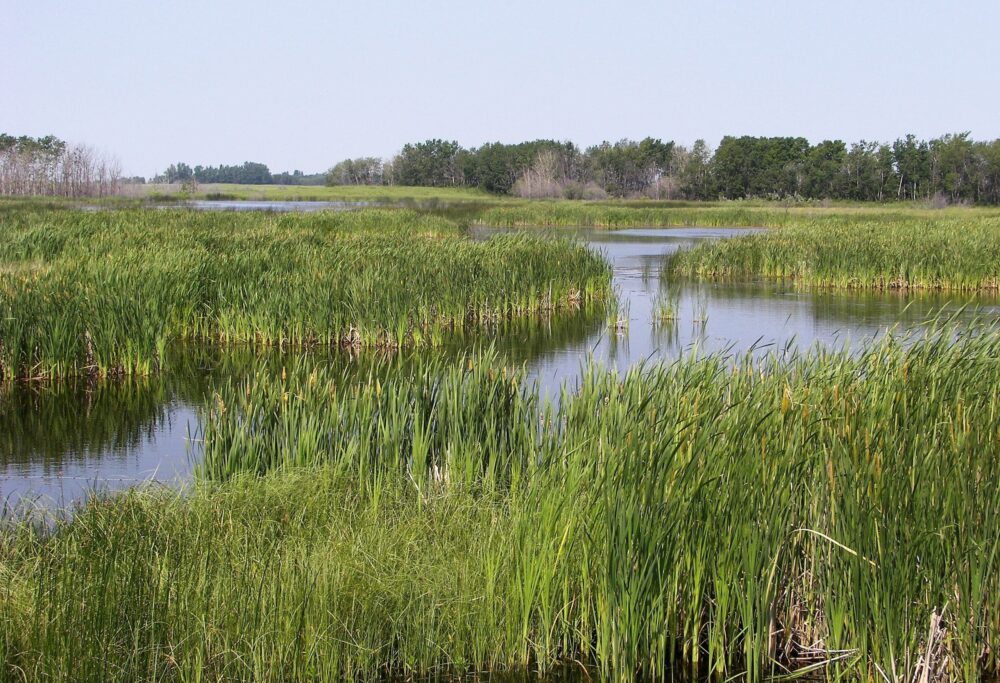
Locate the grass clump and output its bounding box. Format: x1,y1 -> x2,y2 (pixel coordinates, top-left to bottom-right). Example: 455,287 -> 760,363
668,213 -> 1000,291
0,205 -> 608,382
0,472 -> 532,681
474,200 -> 1000,230
198,352 -> 540,485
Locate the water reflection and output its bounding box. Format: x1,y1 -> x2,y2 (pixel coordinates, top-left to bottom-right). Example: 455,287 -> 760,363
1,308 -> 603,507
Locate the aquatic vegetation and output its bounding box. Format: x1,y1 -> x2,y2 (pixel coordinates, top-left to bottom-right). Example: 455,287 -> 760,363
0,205 -> 609,381
5,201 -> 1000,682
4,324 -> 999,681
476,201 -> 989,229
651,292 -> 679,325
605,297 -> 630,334
668,213 -> 1000,291
197,351 -> 540,485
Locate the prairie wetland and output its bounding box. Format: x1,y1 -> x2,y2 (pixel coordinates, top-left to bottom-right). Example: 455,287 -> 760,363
2,194 -> 1000,683
9,0 -> 1000,674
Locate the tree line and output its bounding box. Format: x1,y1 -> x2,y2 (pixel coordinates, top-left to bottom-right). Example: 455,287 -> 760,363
0,134 -> 122,197
153,162 -> 325,186
328,133 -> 1000,204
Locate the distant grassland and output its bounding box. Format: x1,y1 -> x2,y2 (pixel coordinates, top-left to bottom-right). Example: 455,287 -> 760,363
3,328 -> 999,681
0,206 -> 608,381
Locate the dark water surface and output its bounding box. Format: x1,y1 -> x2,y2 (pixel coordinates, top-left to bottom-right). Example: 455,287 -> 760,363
3,226 -> 996,507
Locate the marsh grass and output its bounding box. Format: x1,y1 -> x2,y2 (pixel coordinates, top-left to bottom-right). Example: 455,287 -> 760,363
474,201 -> 1000,230
605,298 -> 630,334
668,213 -> 1000,292
0,206 -> 609,382
651,291 -> 679,325
5,199 -> 1000,682
4,323 -> 999,681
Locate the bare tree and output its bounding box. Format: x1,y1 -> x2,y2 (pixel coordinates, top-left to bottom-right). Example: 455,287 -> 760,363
512,149 -> 563,198
0,135 -> 122,197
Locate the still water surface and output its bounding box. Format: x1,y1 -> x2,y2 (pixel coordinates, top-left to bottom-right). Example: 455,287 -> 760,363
3,226 -> 995,507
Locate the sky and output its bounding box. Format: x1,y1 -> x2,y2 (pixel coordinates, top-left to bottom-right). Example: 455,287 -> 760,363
3,0 -> 998,177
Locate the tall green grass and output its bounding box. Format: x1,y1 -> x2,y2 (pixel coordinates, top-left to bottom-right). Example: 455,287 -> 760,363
4,325 -> 999,681
0,206 -> 608,382
474,200 -> 1000,230
197,352 -> 540,485
668,213 -> 1000,290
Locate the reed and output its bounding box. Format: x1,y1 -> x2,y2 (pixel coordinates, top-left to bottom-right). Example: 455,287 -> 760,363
605,298 -> 630,334
668,213 -> 1000,291
0,205 -> 609,382
4,323 -> 998,681
651,293 -> 679,325
474,201 -> 1000,230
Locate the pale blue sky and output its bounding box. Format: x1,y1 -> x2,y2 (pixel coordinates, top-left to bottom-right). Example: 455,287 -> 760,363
3,0 -> 997,177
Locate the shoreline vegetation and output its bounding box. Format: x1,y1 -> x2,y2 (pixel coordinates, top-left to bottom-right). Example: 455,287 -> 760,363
3,327 -> 999,681
131,182 -> 495,203
0,204 -> 608,383
668,213 -> 1000,292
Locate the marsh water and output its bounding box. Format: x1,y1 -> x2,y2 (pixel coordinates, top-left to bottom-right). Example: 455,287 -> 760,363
3,223 -> 996,507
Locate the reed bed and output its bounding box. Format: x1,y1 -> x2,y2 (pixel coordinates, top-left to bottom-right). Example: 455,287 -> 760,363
0,205 -> 609,382
668,213 -> 1000,291
474,201 -> 1000,230
3,325 -> 999,681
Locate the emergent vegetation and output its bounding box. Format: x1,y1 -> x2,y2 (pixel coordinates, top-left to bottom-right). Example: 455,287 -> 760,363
0,204 -> 608,381
668,211 -> 1000,291
3,325 -> 999,681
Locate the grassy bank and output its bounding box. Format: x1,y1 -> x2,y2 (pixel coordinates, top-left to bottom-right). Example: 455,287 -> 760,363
4,327 -> 999,681
0,206 -> 608,382
668,213 -> 1000,291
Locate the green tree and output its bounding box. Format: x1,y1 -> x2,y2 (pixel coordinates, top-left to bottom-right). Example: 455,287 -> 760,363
713,136 -> 809,198
929,132 -> 976,202
803,140 -> 848,199
393,140 -> 465,187
587,138 -> 674,196
679,139 -> 714,199
892,134 -> 930,200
